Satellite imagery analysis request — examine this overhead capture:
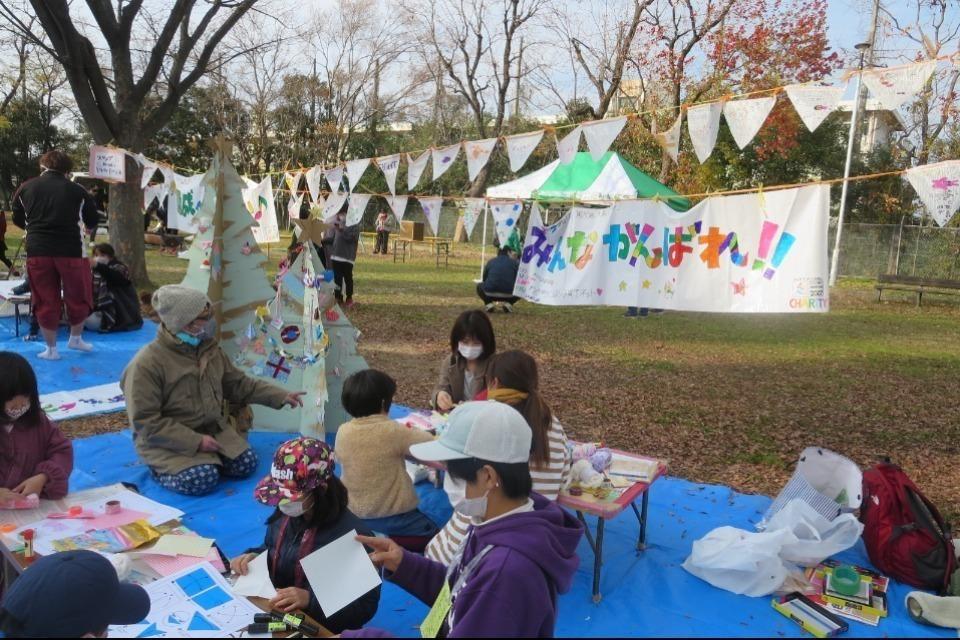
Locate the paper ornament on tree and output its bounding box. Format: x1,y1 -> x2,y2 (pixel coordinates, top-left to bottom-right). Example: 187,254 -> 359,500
556,126 -> 582,164
388,195 -> 409,223
465,138 -> 497,181
582,116 -> 627,161
505,130 -> 544,172
784,83 -> 845,133
324,166 -> 344,193
419,196 -> 443,236
490,200 -> 522,246
346,193 -> 371,226
432,143 -> 461,181
377,154 -> 401,195
654,112 -> 683,162
462,198 -> 485,239
293,217 -> 331,247
305,166 -> 324,204
904,160 -> 960,227
345,158 -> 370,192
407,149 -> 431,190
241,176 -> 280,244
170,173 -> 206,231
686,101 -> 723,163
862,60 -> 937,112
723,96 -> 777,149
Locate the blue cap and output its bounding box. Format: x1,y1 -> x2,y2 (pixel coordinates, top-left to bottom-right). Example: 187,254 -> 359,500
1,550 -> 150,636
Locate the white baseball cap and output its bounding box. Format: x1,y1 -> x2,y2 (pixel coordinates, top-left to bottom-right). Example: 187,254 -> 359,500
410,401 -> 532,464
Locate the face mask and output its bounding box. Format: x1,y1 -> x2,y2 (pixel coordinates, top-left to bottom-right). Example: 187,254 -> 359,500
176,331 -> 201,347
458,343 -> 483,361
455,490 -> 489,520
443,473 -> 466,509
95,256 -> 109,265
279,499 -> 308,518
5,402 -> 30,421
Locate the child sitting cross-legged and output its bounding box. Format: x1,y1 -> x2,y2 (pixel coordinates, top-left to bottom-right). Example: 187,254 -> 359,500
231,438 -> 380,634
335,369 -> 440,551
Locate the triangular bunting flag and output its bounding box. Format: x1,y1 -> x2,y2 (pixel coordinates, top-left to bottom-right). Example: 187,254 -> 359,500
388,195 -> 409,223
556,126 -> 581,164
784,83 -> 845,132
505,130 -> 545,172
418,196 -> 443,236
407,149 -> 431,191
287,193 -> 304,228
686,102 -> 724,163
305,165 -> 323,205
345,158 -> 371,192
284,171 -> 303,194
171,173 -> 206,231
241,176 -> 280,244
377,154 -> 401,195
464,138 -> 498,181
321,189 -> 348,222
862,59 -> 937,112
581,116 -> 628,161
462,198 -> 485,239
723,96 -> 777,149
143,183 -> 164,209
432,143 -> 461,181
346,193 -> 371,226
138,157 -> 159,189
654,112 -> 683,162
324,166 -> 344,193
904,160 -> 960,227
490,199 -> 523,247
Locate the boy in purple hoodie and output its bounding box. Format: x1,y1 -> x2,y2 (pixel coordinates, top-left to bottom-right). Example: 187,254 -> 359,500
347,401 -> 583,638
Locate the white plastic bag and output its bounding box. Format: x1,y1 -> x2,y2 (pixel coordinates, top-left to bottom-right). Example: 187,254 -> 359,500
765,499 -> 864,567
682,526 -> 797,597
759,447 -> 862,529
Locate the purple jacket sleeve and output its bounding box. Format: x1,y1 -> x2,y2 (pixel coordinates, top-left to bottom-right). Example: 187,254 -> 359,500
34,415 -> 74,499
341,629 -> 395,638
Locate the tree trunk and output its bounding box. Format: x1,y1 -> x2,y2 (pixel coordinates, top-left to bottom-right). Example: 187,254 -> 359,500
108,154 -> 150,287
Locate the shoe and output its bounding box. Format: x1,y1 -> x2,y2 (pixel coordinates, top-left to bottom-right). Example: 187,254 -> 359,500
344,298 -> 355,310
502,302 -> 513,313
485,303 -> 496,313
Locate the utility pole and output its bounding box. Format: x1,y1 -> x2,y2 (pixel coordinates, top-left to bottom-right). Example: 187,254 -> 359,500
853,0 -> 881,155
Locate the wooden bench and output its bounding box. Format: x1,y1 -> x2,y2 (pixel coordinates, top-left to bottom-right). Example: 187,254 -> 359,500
875,274 -> 960,306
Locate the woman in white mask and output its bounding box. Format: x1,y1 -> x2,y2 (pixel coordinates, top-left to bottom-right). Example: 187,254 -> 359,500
431,310 -> 496,411
231,437 -> 381,634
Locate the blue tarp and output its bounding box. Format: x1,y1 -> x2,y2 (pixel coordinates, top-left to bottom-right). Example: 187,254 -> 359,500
68,423 -> 950,638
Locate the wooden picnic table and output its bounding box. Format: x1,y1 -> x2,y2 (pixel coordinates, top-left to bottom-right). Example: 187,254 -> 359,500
392,237 -> 451,267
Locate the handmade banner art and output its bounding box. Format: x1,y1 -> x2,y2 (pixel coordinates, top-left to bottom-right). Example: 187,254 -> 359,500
170,173 -> 206,231
515,184 -> 830,313
346,193 -> 371,226
433,143 -> 461,181
144,184 -> 164,210
345,158 -> 370,192
904,160 -> 960,227
39,382 -> 125,422
861,60 -> 937,112
582,116 -> 628,161
462,198 -> 485,239
321,190 -> 348,221
137,154 -> 159,189
407,149 -> 431,190
88,145 -> 125,182
465,138 -> 498,181
557,126 -> 582,164
419,196 -> 443,236
490,200 -> 522,247
784,83 -> 845,133
288,193 -> 305,227
377,154 -> 401,195
686,102 -> 724,164
505,130 -> 544,172
723,96 -> 777,150
388,195 -> 409,223
241,176 -> 280,244
284,171 -> 302,194
324,166 -> 345,193
654,113 -> 683,162
305,166 -> 324,204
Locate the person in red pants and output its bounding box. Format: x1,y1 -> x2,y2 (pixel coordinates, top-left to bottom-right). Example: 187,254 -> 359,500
11,150 -> 99,361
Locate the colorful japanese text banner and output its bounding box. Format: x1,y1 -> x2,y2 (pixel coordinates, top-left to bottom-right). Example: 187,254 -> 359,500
515,184 -> 829,313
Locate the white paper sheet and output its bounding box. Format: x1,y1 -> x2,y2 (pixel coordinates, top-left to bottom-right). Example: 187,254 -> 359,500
299,529 -> 381,617
231,551 -> 278,599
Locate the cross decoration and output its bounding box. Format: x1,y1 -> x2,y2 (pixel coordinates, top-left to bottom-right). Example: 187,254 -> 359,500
266,353 -> 291,382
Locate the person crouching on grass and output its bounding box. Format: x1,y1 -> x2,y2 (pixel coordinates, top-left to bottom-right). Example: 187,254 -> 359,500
341,401 -> 583,638
231,438 -> 380,634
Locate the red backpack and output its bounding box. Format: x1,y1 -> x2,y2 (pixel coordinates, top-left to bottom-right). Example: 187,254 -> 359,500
860,462 -> 957,593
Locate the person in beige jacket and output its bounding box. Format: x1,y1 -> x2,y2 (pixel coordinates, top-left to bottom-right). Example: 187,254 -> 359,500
121,285 -> 304,496
335,369 -> 439,550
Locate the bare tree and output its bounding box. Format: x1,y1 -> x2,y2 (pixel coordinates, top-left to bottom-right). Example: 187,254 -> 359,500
0,0 -> 263,284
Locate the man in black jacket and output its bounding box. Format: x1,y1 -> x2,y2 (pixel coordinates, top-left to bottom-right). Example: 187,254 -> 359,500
12,149 -> 99,360
477,246 -> 521,313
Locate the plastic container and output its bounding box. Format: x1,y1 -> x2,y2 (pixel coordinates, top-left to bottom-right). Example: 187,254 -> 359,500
830,565 -> 861,596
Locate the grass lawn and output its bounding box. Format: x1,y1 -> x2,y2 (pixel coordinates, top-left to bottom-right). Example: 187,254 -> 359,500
7,228 -> 960,520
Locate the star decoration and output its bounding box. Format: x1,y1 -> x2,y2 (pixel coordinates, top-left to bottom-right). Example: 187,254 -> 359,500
619,280 -> 628,292
931,177 -> 959,191
293,217 -> 331,246
731,278 -> 747,296
641,279 -> 652,290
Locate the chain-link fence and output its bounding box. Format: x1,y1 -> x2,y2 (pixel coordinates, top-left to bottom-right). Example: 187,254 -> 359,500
830,221 -> 960,280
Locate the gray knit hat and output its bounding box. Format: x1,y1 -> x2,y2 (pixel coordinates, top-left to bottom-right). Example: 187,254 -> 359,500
151,285 -> 210,334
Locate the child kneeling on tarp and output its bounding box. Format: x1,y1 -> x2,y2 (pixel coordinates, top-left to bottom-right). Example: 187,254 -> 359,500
335,369 -> 440,550
231,438 -> 380,634
342,401 -> 584,638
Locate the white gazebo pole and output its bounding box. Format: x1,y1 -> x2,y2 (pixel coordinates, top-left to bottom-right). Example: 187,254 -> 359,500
479,201 -> 489,280
829,42 -> 871,287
